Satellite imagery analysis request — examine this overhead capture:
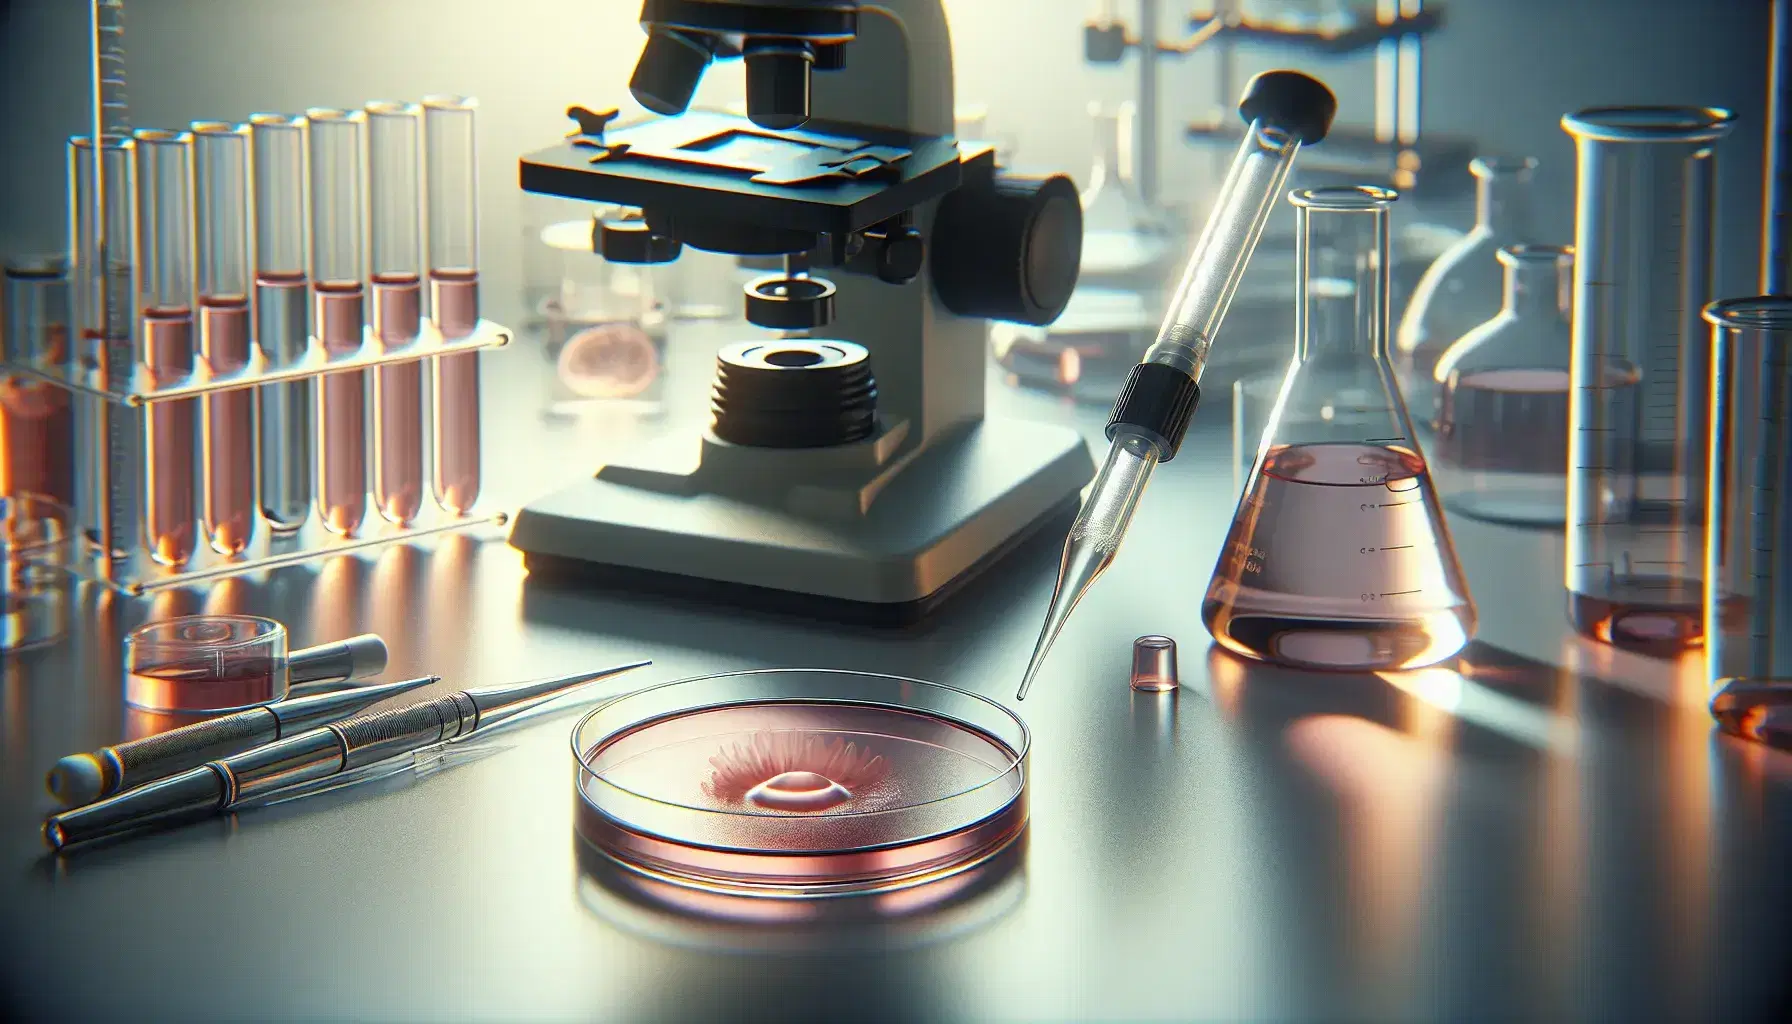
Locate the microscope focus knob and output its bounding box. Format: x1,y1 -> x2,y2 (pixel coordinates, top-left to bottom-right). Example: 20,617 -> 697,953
866,226 -> 925,285
930,173 -> 1082,327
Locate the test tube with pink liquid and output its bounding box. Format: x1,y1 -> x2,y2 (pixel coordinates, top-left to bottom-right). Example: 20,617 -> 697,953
132,128 -> 198,568
250,113 -> 312,534
423,96 -> 481,515
305,109 -> 369,536
366,101 -> 426,526
190,121 -> 255,556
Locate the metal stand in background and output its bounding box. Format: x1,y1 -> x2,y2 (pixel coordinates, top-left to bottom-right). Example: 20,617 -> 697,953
1766,0 -> 1789,293
1085,0 -> 1474,197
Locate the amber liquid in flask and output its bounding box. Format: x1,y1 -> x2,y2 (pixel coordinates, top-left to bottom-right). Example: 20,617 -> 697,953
1204,186 -> 1476,671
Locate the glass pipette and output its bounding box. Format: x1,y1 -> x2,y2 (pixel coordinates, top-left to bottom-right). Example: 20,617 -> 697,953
1017,70 -> 1337,701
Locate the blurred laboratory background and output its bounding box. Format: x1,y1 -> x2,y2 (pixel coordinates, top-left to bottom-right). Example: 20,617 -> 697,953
0,0 -> 1769,334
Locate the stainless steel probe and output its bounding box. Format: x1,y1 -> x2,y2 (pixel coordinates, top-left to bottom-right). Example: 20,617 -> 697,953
44,660 -> 651,850
46,671 -> 438,807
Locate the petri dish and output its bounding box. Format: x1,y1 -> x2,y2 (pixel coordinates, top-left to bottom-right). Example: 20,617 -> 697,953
123,613 -> 290,712
576,836 -> 1026,954
572,668 -> 1030,898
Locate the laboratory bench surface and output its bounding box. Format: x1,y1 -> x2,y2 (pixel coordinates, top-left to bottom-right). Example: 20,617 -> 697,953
3,323 -> 1791,1024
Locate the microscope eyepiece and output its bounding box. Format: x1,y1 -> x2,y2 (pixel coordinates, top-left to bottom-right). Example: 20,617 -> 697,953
629,27 -> 716,117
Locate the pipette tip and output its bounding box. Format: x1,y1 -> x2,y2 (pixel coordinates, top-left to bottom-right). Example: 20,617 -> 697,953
1015,541 -> 1112,702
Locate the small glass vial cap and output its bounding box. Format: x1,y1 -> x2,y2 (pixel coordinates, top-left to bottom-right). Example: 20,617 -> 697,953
1131,635 -> 1180,692
124,614 -> 290,712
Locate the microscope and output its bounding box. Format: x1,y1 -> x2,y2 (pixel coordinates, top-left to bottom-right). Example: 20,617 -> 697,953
509,0 -> 1096,624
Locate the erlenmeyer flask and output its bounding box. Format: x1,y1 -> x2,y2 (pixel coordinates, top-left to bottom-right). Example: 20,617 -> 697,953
1393,157 -> 1538,411
1205,186 -> 1476,672
1080,102 -> 1169,281
1433,244 -> 1574,526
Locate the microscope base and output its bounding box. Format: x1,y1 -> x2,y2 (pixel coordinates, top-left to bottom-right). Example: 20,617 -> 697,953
511,420 -> 1094,626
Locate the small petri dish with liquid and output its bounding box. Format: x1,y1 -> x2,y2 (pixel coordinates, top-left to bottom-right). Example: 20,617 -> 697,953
123,614 -> 290,712
572,668 -> 1030,898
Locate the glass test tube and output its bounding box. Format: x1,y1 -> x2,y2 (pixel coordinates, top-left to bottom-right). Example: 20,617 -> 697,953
69,134 -> 140,560
191,122 -> 255,556
250,113 -> 312,533
307,109 -> 369,536
366,102 -> 425,526
1705,298 -> 1792,696
423,96 -> 482,516
2,258 -> 75,508
133,129 -> 198,568
1561,107 -> 1734,652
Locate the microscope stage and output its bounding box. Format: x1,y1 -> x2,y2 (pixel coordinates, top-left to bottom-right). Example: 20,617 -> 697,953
520,111 -> 975,237
511,418 -> 1094,626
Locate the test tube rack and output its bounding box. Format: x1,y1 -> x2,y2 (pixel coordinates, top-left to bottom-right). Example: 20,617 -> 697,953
0,316 -> 511,596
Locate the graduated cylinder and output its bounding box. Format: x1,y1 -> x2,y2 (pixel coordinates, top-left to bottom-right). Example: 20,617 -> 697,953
1561,106 -> 1734,652
68,134 -> 139,562
1705,298 -> 1792,692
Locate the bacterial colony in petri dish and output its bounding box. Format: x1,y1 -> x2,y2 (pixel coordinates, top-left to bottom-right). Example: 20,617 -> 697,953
574,671 -> 1028,897
1203,441 -> 1475,671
